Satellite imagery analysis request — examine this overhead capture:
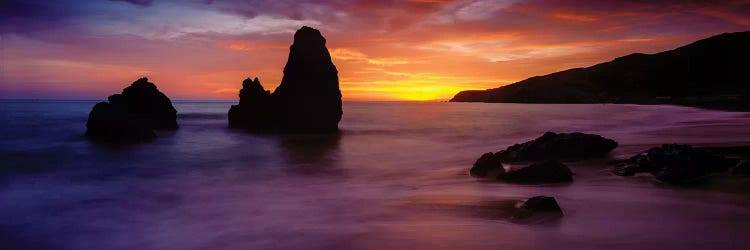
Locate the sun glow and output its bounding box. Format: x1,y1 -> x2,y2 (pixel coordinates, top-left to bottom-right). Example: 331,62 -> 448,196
342,82 -> 476,101
391,85 -> 470,101
1,0 -> 746,101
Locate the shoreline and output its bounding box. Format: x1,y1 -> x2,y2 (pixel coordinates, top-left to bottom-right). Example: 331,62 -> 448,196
448,100 -> 750,112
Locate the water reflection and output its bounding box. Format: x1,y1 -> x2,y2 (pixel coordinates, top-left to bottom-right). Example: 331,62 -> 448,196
275,132 -> 342,175
3,101 -> 750,250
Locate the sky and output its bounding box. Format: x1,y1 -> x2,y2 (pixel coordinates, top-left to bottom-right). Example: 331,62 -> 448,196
1,0 -> 749,101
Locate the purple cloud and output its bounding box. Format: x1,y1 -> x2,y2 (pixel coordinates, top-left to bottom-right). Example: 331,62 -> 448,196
109,0 -> 154,7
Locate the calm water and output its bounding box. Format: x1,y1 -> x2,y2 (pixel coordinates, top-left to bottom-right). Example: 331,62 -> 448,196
1,100 -> 750,249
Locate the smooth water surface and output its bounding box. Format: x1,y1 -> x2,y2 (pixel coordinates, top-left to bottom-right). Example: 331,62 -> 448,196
1,100 -> 750,249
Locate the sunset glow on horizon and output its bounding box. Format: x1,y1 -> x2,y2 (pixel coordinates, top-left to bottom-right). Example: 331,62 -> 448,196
2,0 -> 749,101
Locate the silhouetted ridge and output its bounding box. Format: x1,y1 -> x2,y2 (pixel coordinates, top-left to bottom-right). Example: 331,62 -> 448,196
86,77 -> 178,143
450,31 -> 750,110
228,26 -> 342,132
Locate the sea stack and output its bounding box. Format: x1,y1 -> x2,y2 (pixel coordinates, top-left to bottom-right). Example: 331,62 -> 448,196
86,77 -> 178,143
228,26 -> 342,132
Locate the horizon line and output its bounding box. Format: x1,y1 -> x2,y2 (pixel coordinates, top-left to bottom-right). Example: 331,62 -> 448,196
0,98 -> 449,103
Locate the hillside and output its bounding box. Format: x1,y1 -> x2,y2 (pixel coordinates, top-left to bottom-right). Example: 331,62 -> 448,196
450,31 -> 750,110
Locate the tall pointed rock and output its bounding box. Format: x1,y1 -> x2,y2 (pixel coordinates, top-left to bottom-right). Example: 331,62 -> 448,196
228,26 -> 342,132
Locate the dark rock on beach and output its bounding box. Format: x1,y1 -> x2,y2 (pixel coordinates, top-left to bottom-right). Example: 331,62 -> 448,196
614,144 -> 734,184
86,77 -> 178,143
729,160 -> 750,176
513,196 -> 564,220
469,132 -> 614,181
497,160 -> 573,184
470,152 -> 504,177
520,196 -> 563,212
494,132 -> 618,162
228,26 -> 342,132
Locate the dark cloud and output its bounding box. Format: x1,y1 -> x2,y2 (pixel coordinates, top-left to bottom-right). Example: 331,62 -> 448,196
2,0 -> 747,46
0,0 -> 71,21
109,0 -> 154,7
209,0 -> 346,20
0,0 -> 79,35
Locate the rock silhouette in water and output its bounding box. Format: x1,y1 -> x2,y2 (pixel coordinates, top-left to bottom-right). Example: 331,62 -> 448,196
513,196 -> 564,220
228,77 -> 271,129
614,144 -> 733,184
470,132 -> 617,178
730,160 -> 750,176
86,77 -> 178,143
470,152 -> 505,177
495,132 -> 618,162
497,160 -> 573,184
228,26 -> 342,132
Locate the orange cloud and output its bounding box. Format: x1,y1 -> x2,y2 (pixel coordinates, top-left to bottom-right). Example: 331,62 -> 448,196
330,48 -> 412,66
215,40 -> 288,51
2,0 -> 749,101
552,13 -> 598,22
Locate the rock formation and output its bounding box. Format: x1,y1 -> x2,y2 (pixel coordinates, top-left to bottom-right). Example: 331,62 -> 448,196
614,144 -> 734,184
497,160 -> 573,184
470,152 -> 505,177
495,132 -> 619,162
729,160 -> 750,176
512,196 -> 564,220
519,196 -> 563,213
227,77 -> 271,129
86,77 -> 178,143
228,26 -> 342,132
470,132 -> 617,178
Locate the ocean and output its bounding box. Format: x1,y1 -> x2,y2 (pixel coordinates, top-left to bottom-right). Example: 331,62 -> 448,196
1,100 -> 750,249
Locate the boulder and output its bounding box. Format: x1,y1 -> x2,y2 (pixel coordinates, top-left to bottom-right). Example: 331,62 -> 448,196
469,152 -> 504,177
228,26 -> 342,132
495,132 -> 618,162
86,77 -> 178,143
86,102 -> 156,143
614,144 -> 734,184
520,196 -> 563,212
469,132 -> 612,182
497,160 -> 573,184
729,160 -> 750,176
513,196 -> 563,219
